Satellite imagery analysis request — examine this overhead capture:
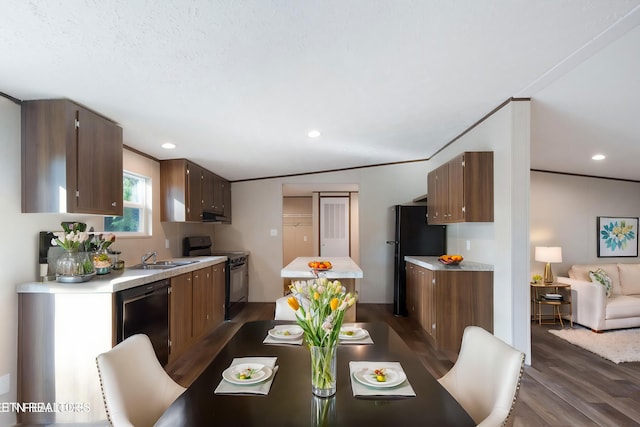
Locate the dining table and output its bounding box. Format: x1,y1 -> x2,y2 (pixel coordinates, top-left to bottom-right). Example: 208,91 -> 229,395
154,320 -> 474,426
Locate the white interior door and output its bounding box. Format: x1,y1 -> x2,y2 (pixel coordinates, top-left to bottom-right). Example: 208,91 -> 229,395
320,197 -> 350,256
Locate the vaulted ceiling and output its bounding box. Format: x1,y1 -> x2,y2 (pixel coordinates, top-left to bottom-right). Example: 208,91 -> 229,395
1,1 -> 639,181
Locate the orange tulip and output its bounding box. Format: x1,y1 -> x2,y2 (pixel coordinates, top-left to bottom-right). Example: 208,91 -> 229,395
287,296 -> 300,311
330,297 -> 339,311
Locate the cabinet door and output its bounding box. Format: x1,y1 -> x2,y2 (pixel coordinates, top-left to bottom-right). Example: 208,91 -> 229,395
463,151 -> 494,222
405,263 -> 416,316
222,178 -> 232,222
75,107 -> 123,215
435,164 -> 449,223
426,170 -> 438,223
447,154 -> 465,222
191,267 -> 211,338
212,175 -> 225,215
423,268 -> 436,339
170,272 -> 193,362
201,170 -> 215,213
415,267 -> 425,329
186,162 -> 203,221
434,270 -> 493,355
211,263 -> 226,326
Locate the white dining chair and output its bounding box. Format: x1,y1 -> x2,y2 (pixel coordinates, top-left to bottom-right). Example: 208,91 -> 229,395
438,326 -> 525,427
96,334 -> 186,427
274,295 -> 310,321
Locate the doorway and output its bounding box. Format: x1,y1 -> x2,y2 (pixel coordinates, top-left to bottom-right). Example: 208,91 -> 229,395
281,184 -> 360,295
320,196 -> 350,257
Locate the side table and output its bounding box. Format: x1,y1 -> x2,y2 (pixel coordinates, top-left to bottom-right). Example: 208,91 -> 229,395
530,282 -> 573,327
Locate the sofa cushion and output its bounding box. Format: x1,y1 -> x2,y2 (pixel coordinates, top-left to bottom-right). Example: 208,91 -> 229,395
617,263 -> 640,295
569,264 -> 622,295
589,268 -> 613,297
605,295 -> 640,319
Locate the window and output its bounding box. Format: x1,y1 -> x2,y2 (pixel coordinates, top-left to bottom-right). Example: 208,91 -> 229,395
104,171 -> 151,235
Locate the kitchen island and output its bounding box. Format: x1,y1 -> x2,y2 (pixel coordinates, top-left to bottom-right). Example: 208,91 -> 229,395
15,256 -> 226,425
281,256 -> 363,322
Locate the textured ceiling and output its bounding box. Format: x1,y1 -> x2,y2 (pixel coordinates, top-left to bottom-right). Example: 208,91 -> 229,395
1,1 -> 639,181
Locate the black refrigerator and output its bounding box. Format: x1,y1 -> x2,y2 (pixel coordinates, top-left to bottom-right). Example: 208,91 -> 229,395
388,205 -> 446,316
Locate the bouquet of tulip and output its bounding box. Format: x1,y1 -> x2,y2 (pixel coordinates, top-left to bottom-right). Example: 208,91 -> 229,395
287,278 -> 357,396
51,222 -> 89,250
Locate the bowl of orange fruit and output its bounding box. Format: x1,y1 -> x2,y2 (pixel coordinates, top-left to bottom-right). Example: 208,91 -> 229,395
438,254 -> 463,265
308,260 -> 333,271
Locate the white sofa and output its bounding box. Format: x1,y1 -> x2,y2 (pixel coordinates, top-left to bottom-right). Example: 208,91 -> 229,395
557,263 -> 640,331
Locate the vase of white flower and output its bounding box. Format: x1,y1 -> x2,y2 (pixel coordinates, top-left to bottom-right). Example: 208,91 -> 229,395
287,277 -> 357,397
52,222 -> 94,281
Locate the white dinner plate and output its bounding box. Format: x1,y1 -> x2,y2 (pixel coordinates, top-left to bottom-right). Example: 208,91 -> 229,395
545,293 -> 563,299
268,325 -> 303,340
339,327 -> 368,340
353,367 -> 406,388
222,363 -> 272,385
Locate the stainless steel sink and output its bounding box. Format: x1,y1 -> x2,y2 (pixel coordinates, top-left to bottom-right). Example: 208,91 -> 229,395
129,260 -> 199,270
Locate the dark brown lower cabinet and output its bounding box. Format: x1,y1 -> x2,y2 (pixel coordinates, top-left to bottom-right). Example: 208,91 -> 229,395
406,262 -> 493,361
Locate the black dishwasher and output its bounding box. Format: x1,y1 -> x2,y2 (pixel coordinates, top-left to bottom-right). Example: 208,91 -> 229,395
115,279 -> 170,366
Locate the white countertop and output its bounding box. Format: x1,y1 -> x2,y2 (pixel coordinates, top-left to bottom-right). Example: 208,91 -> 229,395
281,257 -> 363,279
404,256 -> 494,272
16,256 -> 227,294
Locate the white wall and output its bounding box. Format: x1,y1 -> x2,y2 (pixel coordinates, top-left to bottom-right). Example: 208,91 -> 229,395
427,100 -> 531,358
215,100 -> 531,358
531,170 -> 640,277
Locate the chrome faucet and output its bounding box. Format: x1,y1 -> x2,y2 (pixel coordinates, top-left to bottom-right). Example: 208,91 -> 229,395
141,251 -> 157,266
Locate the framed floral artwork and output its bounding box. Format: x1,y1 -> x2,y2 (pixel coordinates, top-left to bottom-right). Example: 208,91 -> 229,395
597,216 -> 639,257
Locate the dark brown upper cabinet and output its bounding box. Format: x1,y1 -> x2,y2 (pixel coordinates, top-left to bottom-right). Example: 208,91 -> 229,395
160,159 -> 231,223
427,151 -> 493,224
21,99 -> 123,215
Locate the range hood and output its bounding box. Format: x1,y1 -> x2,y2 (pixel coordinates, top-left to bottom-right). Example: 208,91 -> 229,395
202,211 -> 227,222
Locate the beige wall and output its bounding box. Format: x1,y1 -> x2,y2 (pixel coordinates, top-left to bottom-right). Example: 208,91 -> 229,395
530,170 -> 640,277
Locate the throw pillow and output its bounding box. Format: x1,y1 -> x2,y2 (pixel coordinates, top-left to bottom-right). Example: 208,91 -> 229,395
589,268 -> 613,297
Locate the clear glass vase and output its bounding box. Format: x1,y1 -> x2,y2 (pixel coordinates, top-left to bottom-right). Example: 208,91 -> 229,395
56,249 -> 84,277
56,249 -> 95,279
310,345 -> 337,397
92,249 -> 112,275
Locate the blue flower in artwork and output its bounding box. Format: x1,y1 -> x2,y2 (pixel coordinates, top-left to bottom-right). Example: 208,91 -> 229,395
601,220 -> 635,251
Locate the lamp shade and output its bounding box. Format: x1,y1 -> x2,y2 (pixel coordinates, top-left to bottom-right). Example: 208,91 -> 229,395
535,246 -> 562,263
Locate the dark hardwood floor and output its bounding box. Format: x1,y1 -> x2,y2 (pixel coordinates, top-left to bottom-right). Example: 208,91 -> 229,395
166,303 -> 640,427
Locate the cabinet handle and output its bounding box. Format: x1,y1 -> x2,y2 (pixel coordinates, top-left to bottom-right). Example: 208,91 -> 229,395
111,201 -> 117,207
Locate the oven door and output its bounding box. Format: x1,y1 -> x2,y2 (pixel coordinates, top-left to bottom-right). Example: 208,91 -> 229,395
229,263 -> 248,304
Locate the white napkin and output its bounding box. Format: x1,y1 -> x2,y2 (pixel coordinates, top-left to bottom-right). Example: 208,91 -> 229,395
263,334 -> 303,345
349,361 -> 416,397
214,357 -> 278,395
339,325 -> 374,345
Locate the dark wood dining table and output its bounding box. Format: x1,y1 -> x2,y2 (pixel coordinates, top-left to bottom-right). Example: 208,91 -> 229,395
154,320 -> 474,426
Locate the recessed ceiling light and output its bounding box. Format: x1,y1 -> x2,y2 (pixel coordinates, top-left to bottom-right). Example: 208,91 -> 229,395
162,142 -> 176,149
308,130 -> 321,138
592,154 -> 605,161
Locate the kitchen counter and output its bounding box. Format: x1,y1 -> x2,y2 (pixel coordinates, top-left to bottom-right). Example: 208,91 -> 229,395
16,256 -> 227,294
281,256 -> 363,279
404,256 -> 494,272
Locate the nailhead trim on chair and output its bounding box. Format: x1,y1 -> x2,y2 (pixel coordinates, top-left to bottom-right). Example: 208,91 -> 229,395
501,353 -> 526,427
95,357 -> 115,427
